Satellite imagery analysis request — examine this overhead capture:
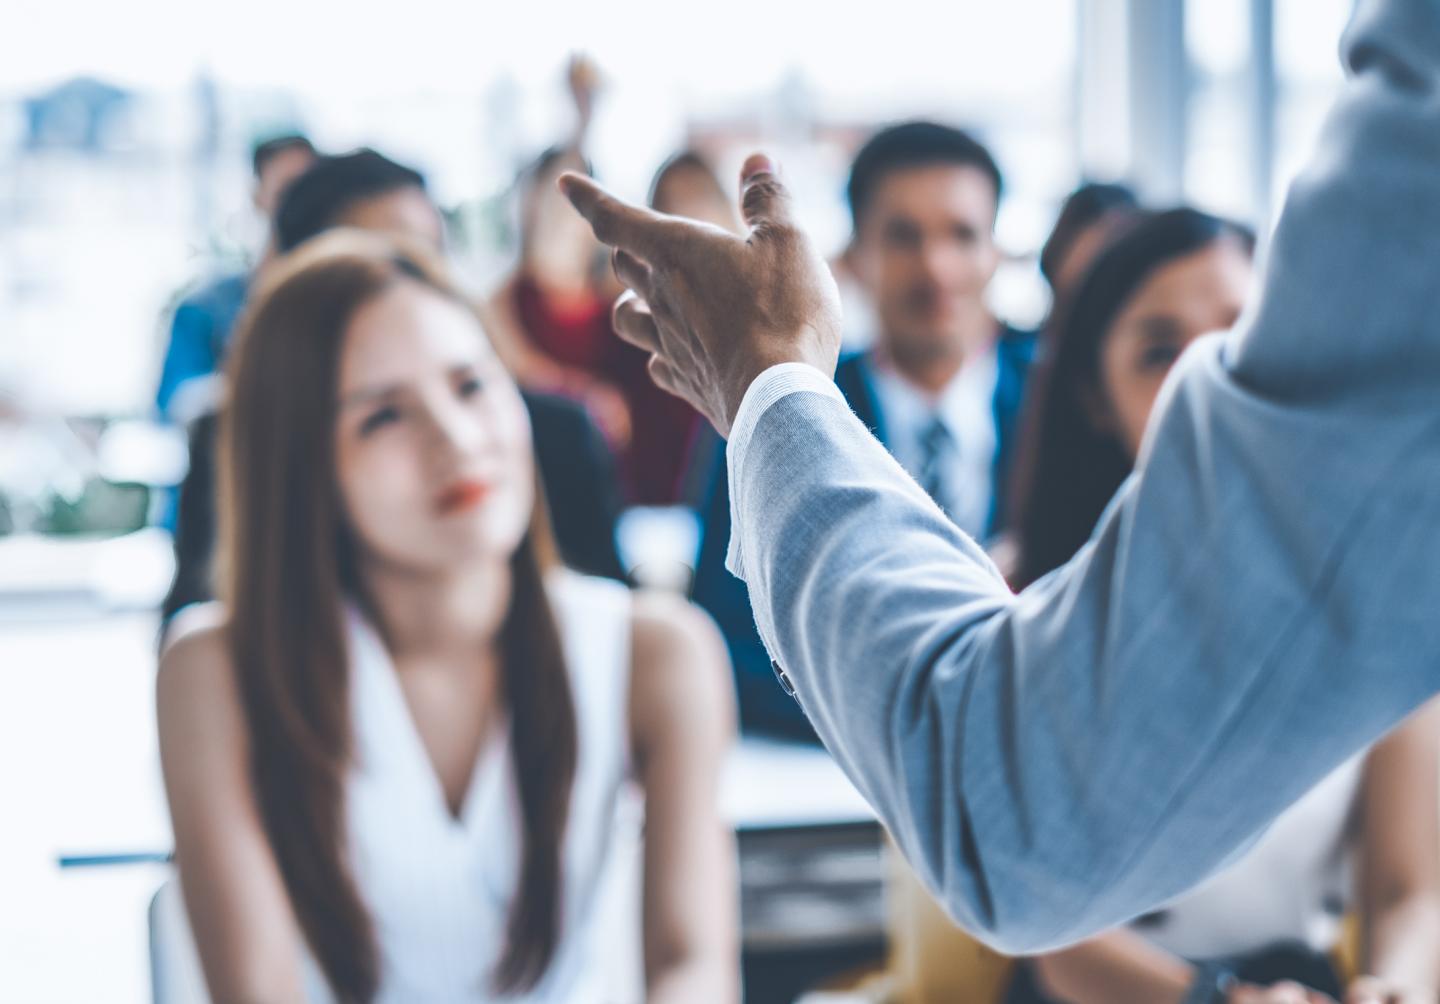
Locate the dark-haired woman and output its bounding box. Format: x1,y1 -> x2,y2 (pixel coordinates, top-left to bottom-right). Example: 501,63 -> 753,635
1006,209 -> 1440,1004
157,232 -> 738,1003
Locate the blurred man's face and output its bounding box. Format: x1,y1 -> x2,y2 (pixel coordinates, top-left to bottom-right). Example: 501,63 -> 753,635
336,187 -> 446,252
848,164 -> 1000,365
253,146 -> 317,219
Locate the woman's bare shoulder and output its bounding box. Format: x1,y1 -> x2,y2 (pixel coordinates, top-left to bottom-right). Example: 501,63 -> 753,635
630,590 -> 724,666
628,590 -> 735,749
157,602 -> 241,747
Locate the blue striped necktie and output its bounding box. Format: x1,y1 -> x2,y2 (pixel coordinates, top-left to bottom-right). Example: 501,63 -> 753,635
918,415 -> 954,509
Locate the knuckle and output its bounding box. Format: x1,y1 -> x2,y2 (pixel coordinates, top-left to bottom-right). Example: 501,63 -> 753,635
741,180 -> 778,215
612,297 -> 640,329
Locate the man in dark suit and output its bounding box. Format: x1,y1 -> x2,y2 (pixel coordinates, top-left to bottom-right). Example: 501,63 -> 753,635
692,122 -> 1036,740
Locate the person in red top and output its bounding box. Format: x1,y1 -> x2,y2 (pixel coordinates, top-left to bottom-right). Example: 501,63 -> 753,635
488,60 -> 704,505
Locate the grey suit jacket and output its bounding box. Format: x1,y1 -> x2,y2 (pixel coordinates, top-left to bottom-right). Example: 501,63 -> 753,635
724,0 -> 1440,953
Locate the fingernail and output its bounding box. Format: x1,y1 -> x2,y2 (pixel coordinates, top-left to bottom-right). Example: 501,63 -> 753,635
741,153 -> 778,181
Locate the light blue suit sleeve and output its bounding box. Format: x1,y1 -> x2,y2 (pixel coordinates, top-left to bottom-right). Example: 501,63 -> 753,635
725,0 -> 1440,953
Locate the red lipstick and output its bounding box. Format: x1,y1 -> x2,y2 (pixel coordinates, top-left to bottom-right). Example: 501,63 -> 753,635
434,479 -> 491,515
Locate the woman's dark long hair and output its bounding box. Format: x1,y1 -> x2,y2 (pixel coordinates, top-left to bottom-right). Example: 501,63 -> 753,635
1009,208 -> 1255,589
217,231 -> 576,1001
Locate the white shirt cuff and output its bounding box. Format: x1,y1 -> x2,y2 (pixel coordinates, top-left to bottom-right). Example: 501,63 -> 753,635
724,362 -> 847,580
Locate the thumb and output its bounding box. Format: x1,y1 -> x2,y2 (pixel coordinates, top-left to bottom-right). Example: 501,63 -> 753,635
557,171 -> 667,261
738,153 -> 796,233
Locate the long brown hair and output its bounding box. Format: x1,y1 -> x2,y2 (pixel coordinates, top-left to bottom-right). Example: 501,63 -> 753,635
217,231 -> 577,1001
1009,208 -> 1255,588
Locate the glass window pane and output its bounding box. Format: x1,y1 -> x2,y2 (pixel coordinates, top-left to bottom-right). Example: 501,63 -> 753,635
1185,0 -> 1255,220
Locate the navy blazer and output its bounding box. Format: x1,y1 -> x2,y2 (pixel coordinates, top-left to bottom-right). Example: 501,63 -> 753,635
691,327 -> 1037,740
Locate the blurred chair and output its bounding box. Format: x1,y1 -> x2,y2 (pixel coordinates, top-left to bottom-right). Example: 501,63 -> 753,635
149,879 -> 209,1004
1335,914 -> 1360,987
723,739 -> 888,1003
883,841 -> 1013,1003
792,844 -> 1032,1004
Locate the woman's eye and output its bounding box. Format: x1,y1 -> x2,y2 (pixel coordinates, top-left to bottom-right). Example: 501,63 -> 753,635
1138,345 -> 1181,372
359,406 -> 401,436
457,376 -> 484,399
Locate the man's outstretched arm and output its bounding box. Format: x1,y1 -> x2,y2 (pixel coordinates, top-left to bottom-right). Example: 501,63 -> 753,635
727,0 -> 1440,951
560,0 -> 1440,951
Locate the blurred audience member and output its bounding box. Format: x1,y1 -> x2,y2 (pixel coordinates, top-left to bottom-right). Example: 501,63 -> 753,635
1005,208 -> 1440,1004
692,121 -> 1037,740
1010,209 -> 1249,588
489,60 -> 694,505
161,150 -> 626,625
274,148 -> 444,254
250,134 -> 320,222
488,145 -> 627,432
487,59 -> 629,444
646,151 -> 740,505
1037,180 -> 1140,303
649,151 -> 743,234
155,133 -> 316,421
158,233 -> 738,1004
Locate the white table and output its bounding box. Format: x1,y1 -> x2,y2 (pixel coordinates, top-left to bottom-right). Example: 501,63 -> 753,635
722,737 -> 875,830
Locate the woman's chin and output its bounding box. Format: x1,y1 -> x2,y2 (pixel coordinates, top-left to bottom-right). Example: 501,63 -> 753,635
432,511 -> 528,561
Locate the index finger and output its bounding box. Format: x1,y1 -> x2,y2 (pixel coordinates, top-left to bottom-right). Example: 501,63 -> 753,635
557,172 -> 672,262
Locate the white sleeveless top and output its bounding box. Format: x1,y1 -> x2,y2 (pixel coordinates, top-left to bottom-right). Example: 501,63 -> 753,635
1132,752 -> 1366,960
307,571 -> 641,1004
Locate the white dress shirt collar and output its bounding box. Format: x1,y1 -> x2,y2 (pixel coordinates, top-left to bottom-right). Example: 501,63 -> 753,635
866,343 -> 999,538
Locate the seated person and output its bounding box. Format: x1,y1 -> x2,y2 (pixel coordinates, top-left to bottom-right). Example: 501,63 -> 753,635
649,150 -> 743,234
691,122 -> 1037,740
160,150 -> 626,624
157,233 -> 738,1003
646,150 -> 741,506
156,133 -> 315,422
1004,209 -> 1440,1004
486,144 -> 633,451
486,61 -> 696,505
